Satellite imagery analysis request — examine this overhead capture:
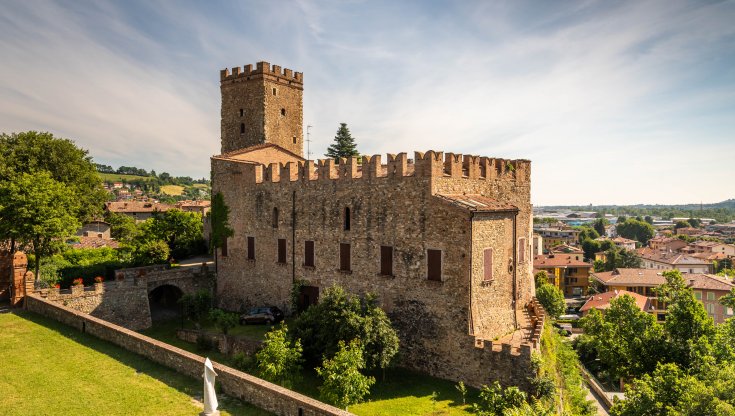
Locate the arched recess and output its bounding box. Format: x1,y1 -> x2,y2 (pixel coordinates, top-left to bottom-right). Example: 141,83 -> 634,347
148,284 -> 184,321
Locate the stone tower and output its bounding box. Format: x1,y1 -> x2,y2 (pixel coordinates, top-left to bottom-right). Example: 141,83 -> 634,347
220,61 -> 304,156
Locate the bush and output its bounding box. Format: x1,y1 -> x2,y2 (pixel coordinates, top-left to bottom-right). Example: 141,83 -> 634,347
231,352 -> 256,372
196,334 -> 214,352
209,308 -> 238,336
536,283 -> 566,318
316,339 -> 375,410
179,290 -> 213,328
133,239 -> 170,266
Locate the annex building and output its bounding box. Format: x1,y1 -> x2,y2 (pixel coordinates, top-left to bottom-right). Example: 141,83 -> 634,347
211,61 -> 540,388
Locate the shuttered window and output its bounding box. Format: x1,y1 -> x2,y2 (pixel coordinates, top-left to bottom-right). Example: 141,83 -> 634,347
484,248 -> 493,281
427,249 -> 442,281
247,237 -> 255,260
304,240 -> 315,267
277,239 -> 287,264
340,243 -> 351,271
380,246 -> 393,276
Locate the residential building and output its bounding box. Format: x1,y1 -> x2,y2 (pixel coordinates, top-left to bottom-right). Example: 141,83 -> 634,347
637,247 -> 713,274
648,236 -> 688,252
533,253 -> 592,297
76,221 -> 112,239
533,226 -> 580,253
104,201 -> 173,222
176,200 -> 212,216
532,233 -> 543,257
579,289 -> 651,316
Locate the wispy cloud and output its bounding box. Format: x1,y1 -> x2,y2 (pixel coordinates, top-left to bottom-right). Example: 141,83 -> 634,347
0,0 -> 733,204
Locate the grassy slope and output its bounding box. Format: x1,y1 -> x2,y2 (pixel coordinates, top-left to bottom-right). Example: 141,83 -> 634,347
142,318 -> 476,416
160,185 -> 185,196
98,172 -> 154,182
0,311 -> 270,416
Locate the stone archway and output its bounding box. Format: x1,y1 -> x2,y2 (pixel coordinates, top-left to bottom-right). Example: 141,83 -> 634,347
148,284 -> 184,321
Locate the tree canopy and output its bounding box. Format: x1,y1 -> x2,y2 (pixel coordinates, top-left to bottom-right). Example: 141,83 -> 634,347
616,218 -> 655,245
324,123 -> 360,160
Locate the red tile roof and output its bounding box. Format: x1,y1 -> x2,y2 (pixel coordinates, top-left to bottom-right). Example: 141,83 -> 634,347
70,237 -> 121,249
434,194 -> 518,213
580,290 -> 651,313
591,268 -> 667,287
105,201 -> 174,213
533,253 -> 592,268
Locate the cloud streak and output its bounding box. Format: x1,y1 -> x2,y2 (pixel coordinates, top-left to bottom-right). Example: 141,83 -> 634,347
0,0 -> 733,204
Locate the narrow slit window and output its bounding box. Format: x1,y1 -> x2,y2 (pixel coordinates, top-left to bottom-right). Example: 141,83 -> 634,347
380,246 -> 393,276
292,136 -> 297,144
272,87 -> 277,96
304,240 -> 315,267
344,207 -> 351,230
240,123 -> 245,134
281,108 -> 286,116
483,248 -> 493,281
272,207 -> 279,228
340,243 -> 351,272
247,236 -> 255,260
427,249 -> 442,281
277,238 -> 287,264
239,109 -> 244,117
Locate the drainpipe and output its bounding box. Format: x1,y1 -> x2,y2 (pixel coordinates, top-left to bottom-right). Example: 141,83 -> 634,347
292,190 -> 296,285
512,211 -> 519,330
468,211 -> 475,336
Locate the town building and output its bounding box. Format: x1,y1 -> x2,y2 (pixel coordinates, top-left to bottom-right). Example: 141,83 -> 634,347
104,201 -> 173,222
533,253 -> 592,297
533,226 -> 580,253
176,200 -> 212,216
76,221 -> 112,239
211,61 -> 538,388
648,236 -> 688,252
637,247 -> 713,274
579,289 -> 651,316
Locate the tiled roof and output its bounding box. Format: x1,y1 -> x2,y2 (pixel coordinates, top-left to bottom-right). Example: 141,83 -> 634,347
550,244 -> 584,254
105,201 -> 174,213
580,290 -> 651,313
70,237 -> 121,249
533,253 -> 592,268
637,247 -> 711,265
434,194 -> 518,213
214,143 -> 305,163
591,268 -> 667,287
686,274 -> 734,292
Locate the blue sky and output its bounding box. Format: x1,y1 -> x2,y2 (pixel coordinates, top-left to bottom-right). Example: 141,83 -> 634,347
1,0 -> 733,206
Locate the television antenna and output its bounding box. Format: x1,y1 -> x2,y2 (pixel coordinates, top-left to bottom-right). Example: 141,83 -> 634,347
306,125 -> 313,161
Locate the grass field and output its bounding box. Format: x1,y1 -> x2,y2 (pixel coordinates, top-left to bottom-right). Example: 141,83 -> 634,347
142,318 -> 477,415
98,172 -> 154,182
0,311 -> 270,416
160,185 -> 185,196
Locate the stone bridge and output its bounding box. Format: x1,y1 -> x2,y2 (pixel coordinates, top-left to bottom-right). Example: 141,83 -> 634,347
115,263 -> 214,297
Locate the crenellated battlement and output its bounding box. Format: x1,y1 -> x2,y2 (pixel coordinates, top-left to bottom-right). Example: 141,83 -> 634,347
215,150 -> 531,186
220,61 -> 303,85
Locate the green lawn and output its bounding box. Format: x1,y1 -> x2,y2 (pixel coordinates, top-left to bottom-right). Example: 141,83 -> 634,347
161,185 -> 185,195
143,318 -> 477,415
0,311 -> 270,416
98,172 -> 154,182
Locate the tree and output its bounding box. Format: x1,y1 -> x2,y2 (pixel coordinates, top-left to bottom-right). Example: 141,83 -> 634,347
644,216 -> 653,225
616,219 -> 655,245
600,247 -> 642,272
132,239 -> 169,265
0,171 -> 80,281
138,209 -> 205,259
104,211 -> 138,243
576,226 -> 599,245
472,381 -> 527,416
720,288 -> 735,311
581,238 -> 601,261
209,308 -> 238,336
0,131 -> 107,226
255,323 -> 303,387
210,192 -> 234,255
688,218 -> 701,228
291,286 -> 399,372
324,123 -> 359,161
593,218 -> 609,236
316,339 -> 375,410
179,290 -> 213,329
536,283 -> 565,318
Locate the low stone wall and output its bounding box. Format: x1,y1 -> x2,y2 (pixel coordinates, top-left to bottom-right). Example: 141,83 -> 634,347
26,294 -> 350,416
39,280 -> 151,330
177,329 -> 262,356
114,264 -> 169,279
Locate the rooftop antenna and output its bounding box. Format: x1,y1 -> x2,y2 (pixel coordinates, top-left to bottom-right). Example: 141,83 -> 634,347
306,125 -> 313,161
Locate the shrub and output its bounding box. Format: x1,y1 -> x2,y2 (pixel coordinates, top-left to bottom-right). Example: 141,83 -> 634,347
196,334 -> 214,352
255,323 -> 303,387
316,339 -> 375,410
209,309 -> 238,336
231,352 -> 255,372
536,283 -> 565,319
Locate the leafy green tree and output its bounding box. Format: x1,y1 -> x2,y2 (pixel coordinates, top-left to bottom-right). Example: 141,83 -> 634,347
593,218 -> 609,236
581,238 -> 601,261
688,218 -> 701,228
471,381 -> 527,416
316,339 -> 375,410
138,209 -> 205,259
0,171 -> 80,281
600,247 -> 642,272
179,290 -> 213,329
534,270 -> 549,286
0,131 -> 106,226
292,286 -> 399,372
581,296 -> 665,381
720,288 -> 735,310
255,323 -> 303,388
644,216 -> 653,225
132,239 -> 169,265
103,211 -> 138,243
616,219 -> 655,245
576,226 -> 599,245
210,192 -> 234,257
325,123 -> 360,161
674,220 -> 690,230
209,308 -> 238,336
536,283 -> 565,318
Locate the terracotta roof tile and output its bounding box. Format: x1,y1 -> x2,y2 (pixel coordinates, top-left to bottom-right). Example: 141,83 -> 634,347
434,194 -> 518,213
533,253 -> 592,268
580,290 -> 651,313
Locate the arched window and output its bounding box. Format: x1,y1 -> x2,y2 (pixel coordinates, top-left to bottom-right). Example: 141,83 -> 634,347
240,123 -> 245,134
344,207 -> 351,231
272,207 -> 279,228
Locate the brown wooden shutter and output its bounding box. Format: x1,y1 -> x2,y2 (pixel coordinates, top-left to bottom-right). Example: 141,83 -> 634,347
519,238 -> 526,262
380,246 -> 393,276
340,243 -> 351,271
277,239 -> 286,263
304,241 -> 314,267
427,249 -> 442,281
247,237 -> 255,260
484,248 -> 493,281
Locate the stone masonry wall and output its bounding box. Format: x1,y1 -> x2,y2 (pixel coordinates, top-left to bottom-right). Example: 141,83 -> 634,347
212,150 -> 535,388
39,280 -> 152,330
26,295 -> 350,416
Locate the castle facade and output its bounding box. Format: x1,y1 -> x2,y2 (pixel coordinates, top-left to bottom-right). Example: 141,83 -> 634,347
211,61 -> 539,388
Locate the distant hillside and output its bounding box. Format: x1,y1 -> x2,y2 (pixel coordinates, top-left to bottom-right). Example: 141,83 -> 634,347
541,199 -> 735,222
98,172 -> 155,182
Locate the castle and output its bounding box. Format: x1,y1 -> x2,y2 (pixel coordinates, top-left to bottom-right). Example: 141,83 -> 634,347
211,61 -> 541,388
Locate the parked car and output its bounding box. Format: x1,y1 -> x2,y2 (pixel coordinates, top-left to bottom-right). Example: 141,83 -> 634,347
558,314 -> 581,321
239,306 -> 284,325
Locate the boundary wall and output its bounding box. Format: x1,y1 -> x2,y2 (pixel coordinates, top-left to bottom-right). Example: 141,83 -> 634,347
26,294 -> 351,416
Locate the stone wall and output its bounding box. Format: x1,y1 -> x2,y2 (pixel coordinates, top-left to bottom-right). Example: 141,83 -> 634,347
212,150 -> 535,388
26,295 -> 350,416
39,280 -> 152,330
177,329 -> 263,356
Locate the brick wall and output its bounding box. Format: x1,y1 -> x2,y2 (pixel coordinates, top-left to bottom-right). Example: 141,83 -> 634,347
26,294 -> 351,416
